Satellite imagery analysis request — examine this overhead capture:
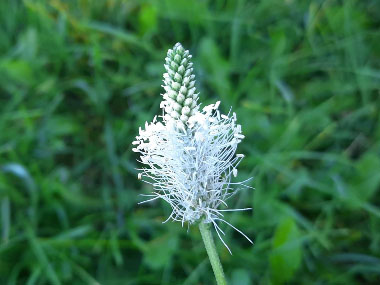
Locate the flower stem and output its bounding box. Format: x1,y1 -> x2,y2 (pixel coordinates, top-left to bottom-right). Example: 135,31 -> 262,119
199,222 -> 227,285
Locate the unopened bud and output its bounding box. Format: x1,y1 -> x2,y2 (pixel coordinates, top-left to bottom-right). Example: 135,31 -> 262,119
184,98 -> 193,106
174,54 -> 181,63
177,93 -> 185,103
174,73 -> 182,82
182,106 -> 191,115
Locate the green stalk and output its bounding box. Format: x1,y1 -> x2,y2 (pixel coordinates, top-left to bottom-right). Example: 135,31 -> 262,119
199,222 -> 227,285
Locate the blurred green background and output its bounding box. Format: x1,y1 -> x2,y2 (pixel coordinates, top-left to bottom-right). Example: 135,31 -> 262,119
1,0 -> 380,284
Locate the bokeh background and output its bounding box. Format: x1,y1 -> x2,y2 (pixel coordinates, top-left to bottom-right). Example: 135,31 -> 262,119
1,0 -> 380,284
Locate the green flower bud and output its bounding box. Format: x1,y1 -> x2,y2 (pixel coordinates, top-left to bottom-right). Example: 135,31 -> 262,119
187,87 -> 196,97
161,43 -> 200,124
178,65 -> 185,74
174,54 -> 181,63
171,82 -> 181,91
177,93 -> 185,103
183,77 -> 190,85
174,72 -> 182,82
180,86 -> 188,95
168,90 -> 177,99
173,102 -> 182,111
184,68 -> 192,77
181,58 -> 188,66
170,61 -> 178,70
168,69 -> 175,77
184,98 -> 193,106
174,42 -> 184,54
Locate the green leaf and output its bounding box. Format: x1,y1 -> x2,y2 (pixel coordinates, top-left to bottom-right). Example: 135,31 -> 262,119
270,217 -> 302,284
351,152 -> 380,202
27,228 -> 61,285
138,4 -> 157,36
143,234 -> 178,270
0,59 -> 34,85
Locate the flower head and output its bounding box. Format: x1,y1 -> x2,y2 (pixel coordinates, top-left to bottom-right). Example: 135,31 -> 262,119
133,43 -> 252,252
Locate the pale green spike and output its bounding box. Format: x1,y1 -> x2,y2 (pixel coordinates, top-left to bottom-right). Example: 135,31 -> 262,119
162,43 -> 199,124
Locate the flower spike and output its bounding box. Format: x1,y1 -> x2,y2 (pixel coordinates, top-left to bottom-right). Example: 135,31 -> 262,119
161,43 -> 199,128
133,43 -> 252,252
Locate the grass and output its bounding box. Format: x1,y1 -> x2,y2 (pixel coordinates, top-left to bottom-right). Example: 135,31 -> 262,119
0,0 -> 379,284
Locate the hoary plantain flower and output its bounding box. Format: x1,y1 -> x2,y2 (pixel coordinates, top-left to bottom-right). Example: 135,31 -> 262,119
133,42 -> 252,284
